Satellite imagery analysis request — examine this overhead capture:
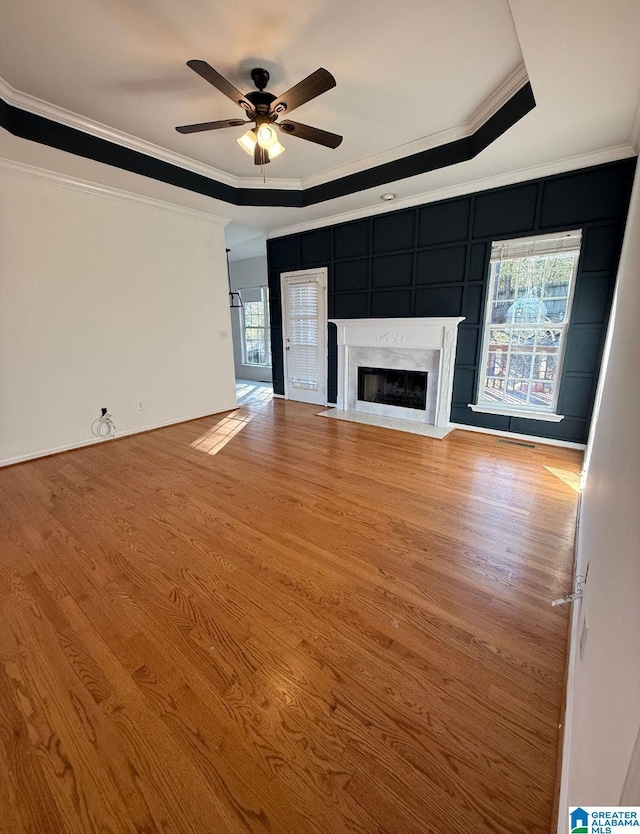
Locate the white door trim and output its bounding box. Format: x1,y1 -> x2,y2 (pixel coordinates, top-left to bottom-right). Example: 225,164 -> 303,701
281,267 -> 328,406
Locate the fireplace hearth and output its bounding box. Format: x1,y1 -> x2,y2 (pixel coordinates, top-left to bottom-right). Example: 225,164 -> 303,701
358,367 -> 428,411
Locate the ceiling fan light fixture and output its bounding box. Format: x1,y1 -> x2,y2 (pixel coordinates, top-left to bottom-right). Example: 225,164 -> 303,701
237,129 -> 285,161
268,140 -> 286,159
256,124 -> 278,150
237,129 -> 257,156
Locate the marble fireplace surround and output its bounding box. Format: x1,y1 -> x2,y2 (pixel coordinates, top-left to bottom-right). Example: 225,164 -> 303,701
325,317 -> 465,438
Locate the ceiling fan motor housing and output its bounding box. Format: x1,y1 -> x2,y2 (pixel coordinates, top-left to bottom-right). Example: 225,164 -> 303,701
245,90 -> 277,117
250,67 -> 270,91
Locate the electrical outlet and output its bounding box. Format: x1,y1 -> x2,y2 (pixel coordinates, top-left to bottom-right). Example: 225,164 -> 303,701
136,400 -> 144,411
220,329 -> 228,339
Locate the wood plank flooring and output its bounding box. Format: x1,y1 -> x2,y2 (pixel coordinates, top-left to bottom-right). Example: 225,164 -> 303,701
0,400 -> 582,833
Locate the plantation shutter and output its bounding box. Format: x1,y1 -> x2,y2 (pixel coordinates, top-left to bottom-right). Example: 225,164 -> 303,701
286,278 -> 319,390
490,230 -> 582,262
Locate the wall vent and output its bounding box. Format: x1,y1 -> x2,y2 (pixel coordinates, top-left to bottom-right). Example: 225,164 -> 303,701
496,438 -> 537,449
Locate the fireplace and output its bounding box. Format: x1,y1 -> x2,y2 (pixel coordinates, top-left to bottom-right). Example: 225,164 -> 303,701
324,317 -> 465,438
358,367 -> 428,411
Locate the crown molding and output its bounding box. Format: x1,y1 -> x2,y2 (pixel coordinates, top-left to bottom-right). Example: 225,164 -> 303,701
0,73 -> 242,188
234,175 -> 300,189
267,143 -> 637,239
467,63 -> 530,133
0,156 -> 229,225
0,65 -> 528,193
0,73 -> 535,207
298,64 -> 530,190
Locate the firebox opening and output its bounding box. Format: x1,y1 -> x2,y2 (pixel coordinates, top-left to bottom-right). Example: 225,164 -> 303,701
357,367 -> 428,411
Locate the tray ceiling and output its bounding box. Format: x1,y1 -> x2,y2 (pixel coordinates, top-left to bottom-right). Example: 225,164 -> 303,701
0,0 -> 524,183
0,0 -> 639,254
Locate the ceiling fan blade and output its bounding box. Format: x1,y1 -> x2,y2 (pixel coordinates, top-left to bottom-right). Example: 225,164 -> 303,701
254,143 -> 270,166
270,68 -> 336,115
278,120 -> 343,149
186,60 -> 253,111
176,118 -> 249,134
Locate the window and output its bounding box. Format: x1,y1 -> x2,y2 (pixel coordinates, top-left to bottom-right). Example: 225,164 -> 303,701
472,230 -> 582,420
241,286 -> 271,366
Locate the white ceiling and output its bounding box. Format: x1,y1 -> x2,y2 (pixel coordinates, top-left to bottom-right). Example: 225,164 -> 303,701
0,0 -> 523,181
0,0 -> 639,259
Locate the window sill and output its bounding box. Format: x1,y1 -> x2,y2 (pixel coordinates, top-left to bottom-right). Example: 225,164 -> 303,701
468,404 -> 565,423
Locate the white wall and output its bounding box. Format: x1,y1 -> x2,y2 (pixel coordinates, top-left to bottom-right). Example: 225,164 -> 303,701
228,255 -> 272,383
558,167 -> 640,823
0,163 -> 237,465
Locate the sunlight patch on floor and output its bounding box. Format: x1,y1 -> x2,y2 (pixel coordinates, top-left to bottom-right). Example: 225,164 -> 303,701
191,410 -> 254,456
544,465 -> 581,492
236,380 -> 273,406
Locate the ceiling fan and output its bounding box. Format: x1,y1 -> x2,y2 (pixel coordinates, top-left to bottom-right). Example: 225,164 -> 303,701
175,62 -> 343,165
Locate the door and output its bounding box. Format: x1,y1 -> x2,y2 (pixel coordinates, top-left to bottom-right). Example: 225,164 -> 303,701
281,268 -> 327,405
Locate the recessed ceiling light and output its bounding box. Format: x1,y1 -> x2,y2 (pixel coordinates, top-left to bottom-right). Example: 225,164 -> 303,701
380,193 -> 397,201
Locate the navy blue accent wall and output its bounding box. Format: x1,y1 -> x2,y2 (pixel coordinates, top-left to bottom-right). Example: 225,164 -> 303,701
267,158 -> 636,444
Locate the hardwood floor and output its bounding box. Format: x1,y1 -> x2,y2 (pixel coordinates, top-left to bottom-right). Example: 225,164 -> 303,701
0,400 -> 582,833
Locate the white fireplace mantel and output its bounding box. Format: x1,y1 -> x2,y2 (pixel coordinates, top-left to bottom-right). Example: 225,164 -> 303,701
328,317 -> 465,434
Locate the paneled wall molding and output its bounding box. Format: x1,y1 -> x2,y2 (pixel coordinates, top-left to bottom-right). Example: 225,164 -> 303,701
0,156 -> 229,225
267,144 -> 637,240
267,158 -> 637,444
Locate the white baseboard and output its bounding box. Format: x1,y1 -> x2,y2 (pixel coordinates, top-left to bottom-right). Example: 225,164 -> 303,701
556,596 -> 584,834
0,408 -> 232,468
273,394 -> 333,408
450,422 -> 587,450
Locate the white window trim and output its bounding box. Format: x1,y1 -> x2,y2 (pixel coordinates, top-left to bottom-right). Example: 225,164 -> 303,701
470,230 -> 582,421
241,286 -> 271,367
468,403 -> 565,422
